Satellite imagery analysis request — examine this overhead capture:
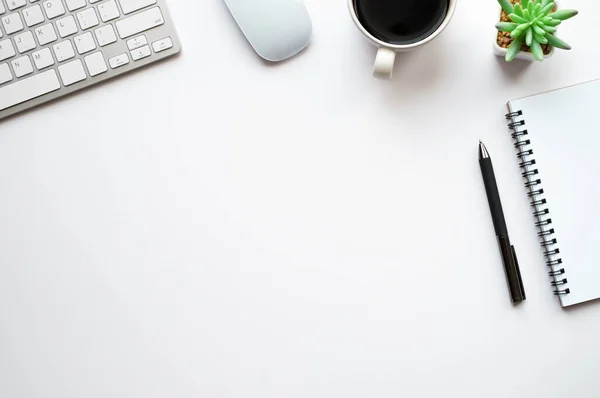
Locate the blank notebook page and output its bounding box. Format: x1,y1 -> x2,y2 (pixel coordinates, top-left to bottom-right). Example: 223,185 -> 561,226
508,80 -> 600,308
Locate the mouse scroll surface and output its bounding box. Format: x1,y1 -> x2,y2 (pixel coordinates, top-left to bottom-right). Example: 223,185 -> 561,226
223,0 -> 312,62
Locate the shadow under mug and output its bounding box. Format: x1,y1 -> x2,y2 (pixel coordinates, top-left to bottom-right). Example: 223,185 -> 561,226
347,0 -> 457,79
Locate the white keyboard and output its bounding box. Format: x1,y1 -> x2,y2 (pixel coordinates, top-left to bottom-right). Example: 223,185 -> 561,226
0,0 -> 180,120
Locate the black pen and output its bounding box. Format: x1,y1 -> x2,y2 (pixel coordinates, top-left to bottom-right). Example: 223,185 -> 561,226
479,141 -> 526,304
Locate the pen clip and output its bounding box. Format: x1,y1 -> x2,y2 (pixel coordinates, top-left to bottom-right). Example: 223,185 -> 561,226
511,245 -> 526,302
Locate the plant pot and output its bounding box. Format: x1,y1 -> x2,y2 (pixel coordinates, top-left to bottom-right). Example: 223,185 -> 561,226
493,2 -> 557,62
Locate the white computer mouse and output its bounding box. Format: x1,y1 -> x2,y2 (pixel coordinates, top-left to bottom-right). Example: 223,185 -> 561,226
223,0 -> 312,62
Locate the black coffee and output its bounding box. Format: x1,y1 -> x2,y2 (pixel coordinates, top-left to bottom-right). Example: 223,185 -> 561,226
354,0 -> 449,45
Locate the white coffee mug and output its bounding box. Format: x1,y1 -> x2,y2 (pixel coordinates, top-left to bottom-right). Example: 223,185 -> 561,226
348,0 -> 457,79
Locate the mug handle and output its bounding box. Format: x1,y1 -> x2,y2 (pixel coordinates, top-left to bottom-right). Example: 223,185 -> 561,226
373,47 -> 396,80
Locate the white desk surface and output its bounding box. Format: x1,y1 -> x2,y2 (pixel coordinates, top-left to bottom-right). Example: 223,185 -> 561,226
1,1 -> 599,397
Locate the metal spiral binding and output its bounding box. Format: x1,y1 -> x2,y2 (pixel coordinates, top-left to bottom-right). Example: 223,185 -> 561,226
506,110 -> 570,296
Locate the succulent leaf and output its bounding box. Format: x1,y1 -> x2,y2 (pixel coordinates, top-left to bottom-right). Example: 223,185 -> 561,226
541,24 -> 557,33
506,36 -> 524,62
546,18 -> 561,26
545,34 -> 572,49
509,13 -> 527,23
533,32 -> 549,44
526,27 -> 533,46
514,4 -> 524,17
511,24 -> 527,38
530,40 -> 544,61
540,3 -> 555,15
533,25 -> 546,35
498,0 -> 515,14
517,23 -> 529,33
549,9 -> 578,21
527,1 -> 534,14
496,22 -> 519,32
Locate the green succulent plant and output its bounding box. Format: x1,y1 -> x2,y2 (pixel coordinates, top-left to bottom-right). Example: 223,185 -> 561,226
497,0 -> 578,62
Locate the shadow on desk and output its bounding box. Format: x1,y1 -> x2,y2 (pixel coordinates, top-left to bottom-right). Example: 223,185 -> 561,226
494,56 -> 533,83
563,298 -> 600,315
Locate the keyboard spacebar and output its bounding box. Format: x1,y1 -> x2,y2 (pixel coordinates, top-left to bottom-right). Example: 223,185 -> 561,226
0,70 -> 61,112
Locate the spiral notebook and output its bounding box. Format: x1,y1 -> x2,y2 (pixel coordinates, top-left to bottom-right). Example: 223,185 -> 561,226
506,79 -> 600,308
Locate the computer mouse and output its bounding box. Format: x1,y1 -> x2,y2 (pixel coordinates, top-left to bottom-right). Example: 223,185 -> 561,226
223,0 -> 312,62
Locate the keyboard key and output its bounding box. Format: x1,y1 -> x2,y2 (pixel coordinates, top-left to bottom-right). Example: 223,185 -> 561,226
74,31 -> 96,54
76,8 -> 99,30
56,15 -> 78,37
115,7 -> 163,39
0,39 -> 16,61
7,0 -> 26,11
34,23 -> 58,45
43,0 -> 66,19
11,55 -> 33,77
2,13 -> 24,35
126,35 -> 146,50
84,51 -> 107,76
14,31 -> 36,53
130,44 -> 150,61
0,63 -> 12,84
152,37 -> 172,53
65,0 -> 86,12
108,52 -> 128,68
32,47 -> 54,69
23,4 -> 45,27
52,39 -> 75,62
95,24 -> 117,46
0,3 -> 5,15
58,58 -> 86,86
98,0 -> 119,22
118,0 -> 156,14
0,69 -> 60,111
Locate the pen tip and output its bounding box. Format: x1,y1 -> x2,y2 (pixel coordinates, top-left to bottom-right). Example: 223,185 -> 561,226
479,141 -> 490,159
